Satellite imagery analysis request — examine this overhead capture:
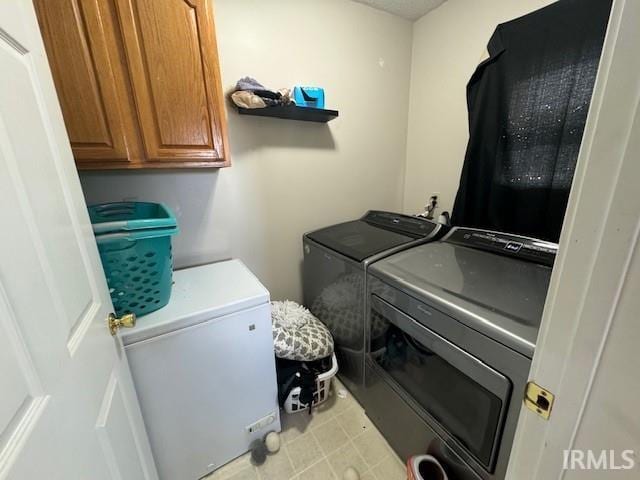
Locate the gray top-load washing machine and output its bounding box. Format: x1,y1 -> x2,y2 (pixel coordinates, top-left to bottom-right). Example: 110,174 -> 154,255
364,227 -> 557,480
302,211 -> 441,402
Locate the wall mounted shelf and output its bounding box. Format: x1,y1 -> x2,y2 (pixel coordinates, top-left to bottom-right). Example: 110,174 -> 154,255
236,105 -> 339,123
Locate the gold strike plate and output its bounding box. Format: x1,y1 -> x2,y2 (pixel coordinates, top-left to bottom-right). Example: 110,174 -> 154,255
524,381 -> 555,420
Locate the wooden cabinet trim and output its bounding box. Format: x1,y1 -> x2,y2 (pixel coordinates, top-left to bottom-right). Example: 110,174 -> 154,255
78,159 -> 228,170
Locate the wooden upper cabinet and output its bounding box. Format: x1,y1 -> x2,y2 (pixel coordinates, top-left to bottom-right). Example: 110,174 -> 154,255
35,0 -> 230,169
115,0 -> 229,165
34,0 -> 140,166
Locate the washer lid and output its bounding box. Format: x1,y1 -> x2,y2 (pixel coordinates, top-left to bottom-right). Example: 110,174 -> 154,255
121,260 -> 269,346
369,242 -> 552,357
306,212 -> 439,262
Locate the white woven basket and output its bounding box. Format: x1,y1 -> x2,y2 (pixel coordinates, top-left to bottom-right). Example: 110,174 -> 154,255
284,354 -> 338,414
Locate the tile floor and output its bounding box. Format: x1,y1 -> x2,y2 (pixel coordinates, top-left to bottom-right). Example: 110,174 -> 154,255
205,379 -> 406,480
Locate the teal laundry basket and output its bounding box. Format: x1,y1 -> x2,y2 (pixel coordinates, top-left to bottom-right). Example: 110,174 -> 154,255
89,202 -> 177,234
89,202 -> 179,318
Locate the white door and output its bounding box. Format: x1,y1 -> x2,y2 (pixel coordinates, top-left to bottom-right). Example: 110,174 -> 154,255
507,0 -> 640,478
0,3 -> 158,480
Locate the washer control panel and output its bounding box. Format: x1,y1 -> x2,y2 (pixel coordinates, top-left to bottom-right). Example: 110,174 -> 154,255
444,227 -> 558,266
364,210 -> 440,238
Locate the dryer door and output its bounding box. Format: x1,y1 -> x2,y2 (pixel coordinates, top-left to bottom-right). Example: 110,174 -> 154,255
370,295 -> 511,471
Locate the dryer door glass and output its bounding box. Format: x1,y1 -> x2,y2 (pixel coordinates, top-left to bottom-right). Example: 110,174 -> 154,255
370,295 -> 511,470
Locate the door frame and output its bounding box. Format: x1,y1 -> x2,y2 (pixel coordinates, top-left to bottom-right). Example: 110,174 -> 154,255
506,0 -> 640,477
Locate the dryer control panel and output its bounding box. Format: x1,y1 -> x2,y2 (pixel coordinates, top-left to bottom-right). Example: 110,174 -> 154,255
444,227 -> 558,266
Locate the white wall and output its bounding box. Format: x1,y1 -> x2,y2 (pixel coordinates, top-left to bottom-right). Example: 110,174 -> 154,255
80,0 -> 413,302
402,0 -> 555,216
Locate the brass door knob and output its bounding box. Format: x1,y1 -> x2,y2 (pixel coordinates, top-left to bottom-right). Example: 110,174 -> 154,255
108,312 -> 136,336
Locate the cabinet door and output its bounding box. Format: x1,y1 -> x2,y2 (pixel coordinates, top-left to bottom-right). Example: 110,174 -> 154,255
34,0 -> 141,167
115,0 -> 230,166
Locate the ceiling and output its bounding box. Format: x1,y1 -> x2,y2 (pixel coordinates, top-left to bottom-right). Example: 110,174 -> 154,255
351,0 -> 447,21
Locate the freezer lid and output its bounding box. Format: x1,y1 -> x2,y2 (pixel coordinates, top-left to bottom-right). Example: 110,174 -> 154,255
121,260 -> 269,345
369,242 -> 552,357
306,219 -> 416,263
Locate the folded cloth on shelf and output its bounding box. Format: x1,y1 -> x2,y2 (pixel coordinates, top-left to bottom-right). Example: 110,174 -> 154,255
230,76 -> 293,108
230,90 -> 266,109
235,76 -> 265,91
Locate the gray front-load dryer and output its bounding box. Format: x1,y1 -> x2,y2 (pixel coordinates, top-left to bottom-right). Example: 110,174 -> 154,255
364,227 -> 557,480
302,211 -> 441,402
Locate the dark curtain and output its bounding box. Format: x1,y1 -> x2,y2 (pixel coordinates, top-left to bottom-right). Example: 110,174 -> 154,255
451,0 -> 612,242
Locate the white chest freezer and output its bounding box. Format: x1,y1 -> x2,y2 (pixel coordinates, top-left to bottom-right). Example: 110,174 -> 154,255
121,260 -> 280,480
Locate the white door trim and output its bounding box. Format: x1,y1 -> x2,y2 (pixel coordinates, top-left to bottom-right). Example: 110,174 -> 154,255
507,0 -> 640,477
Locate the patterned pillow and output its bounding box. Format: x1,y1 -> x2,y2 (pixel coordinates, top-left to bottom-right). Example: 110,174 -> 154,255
271,301 -> 334,361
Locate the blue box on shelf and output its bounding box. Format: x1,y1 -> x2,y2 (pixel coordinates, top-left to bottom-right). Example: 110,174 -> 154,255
293,86 -> 325,109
